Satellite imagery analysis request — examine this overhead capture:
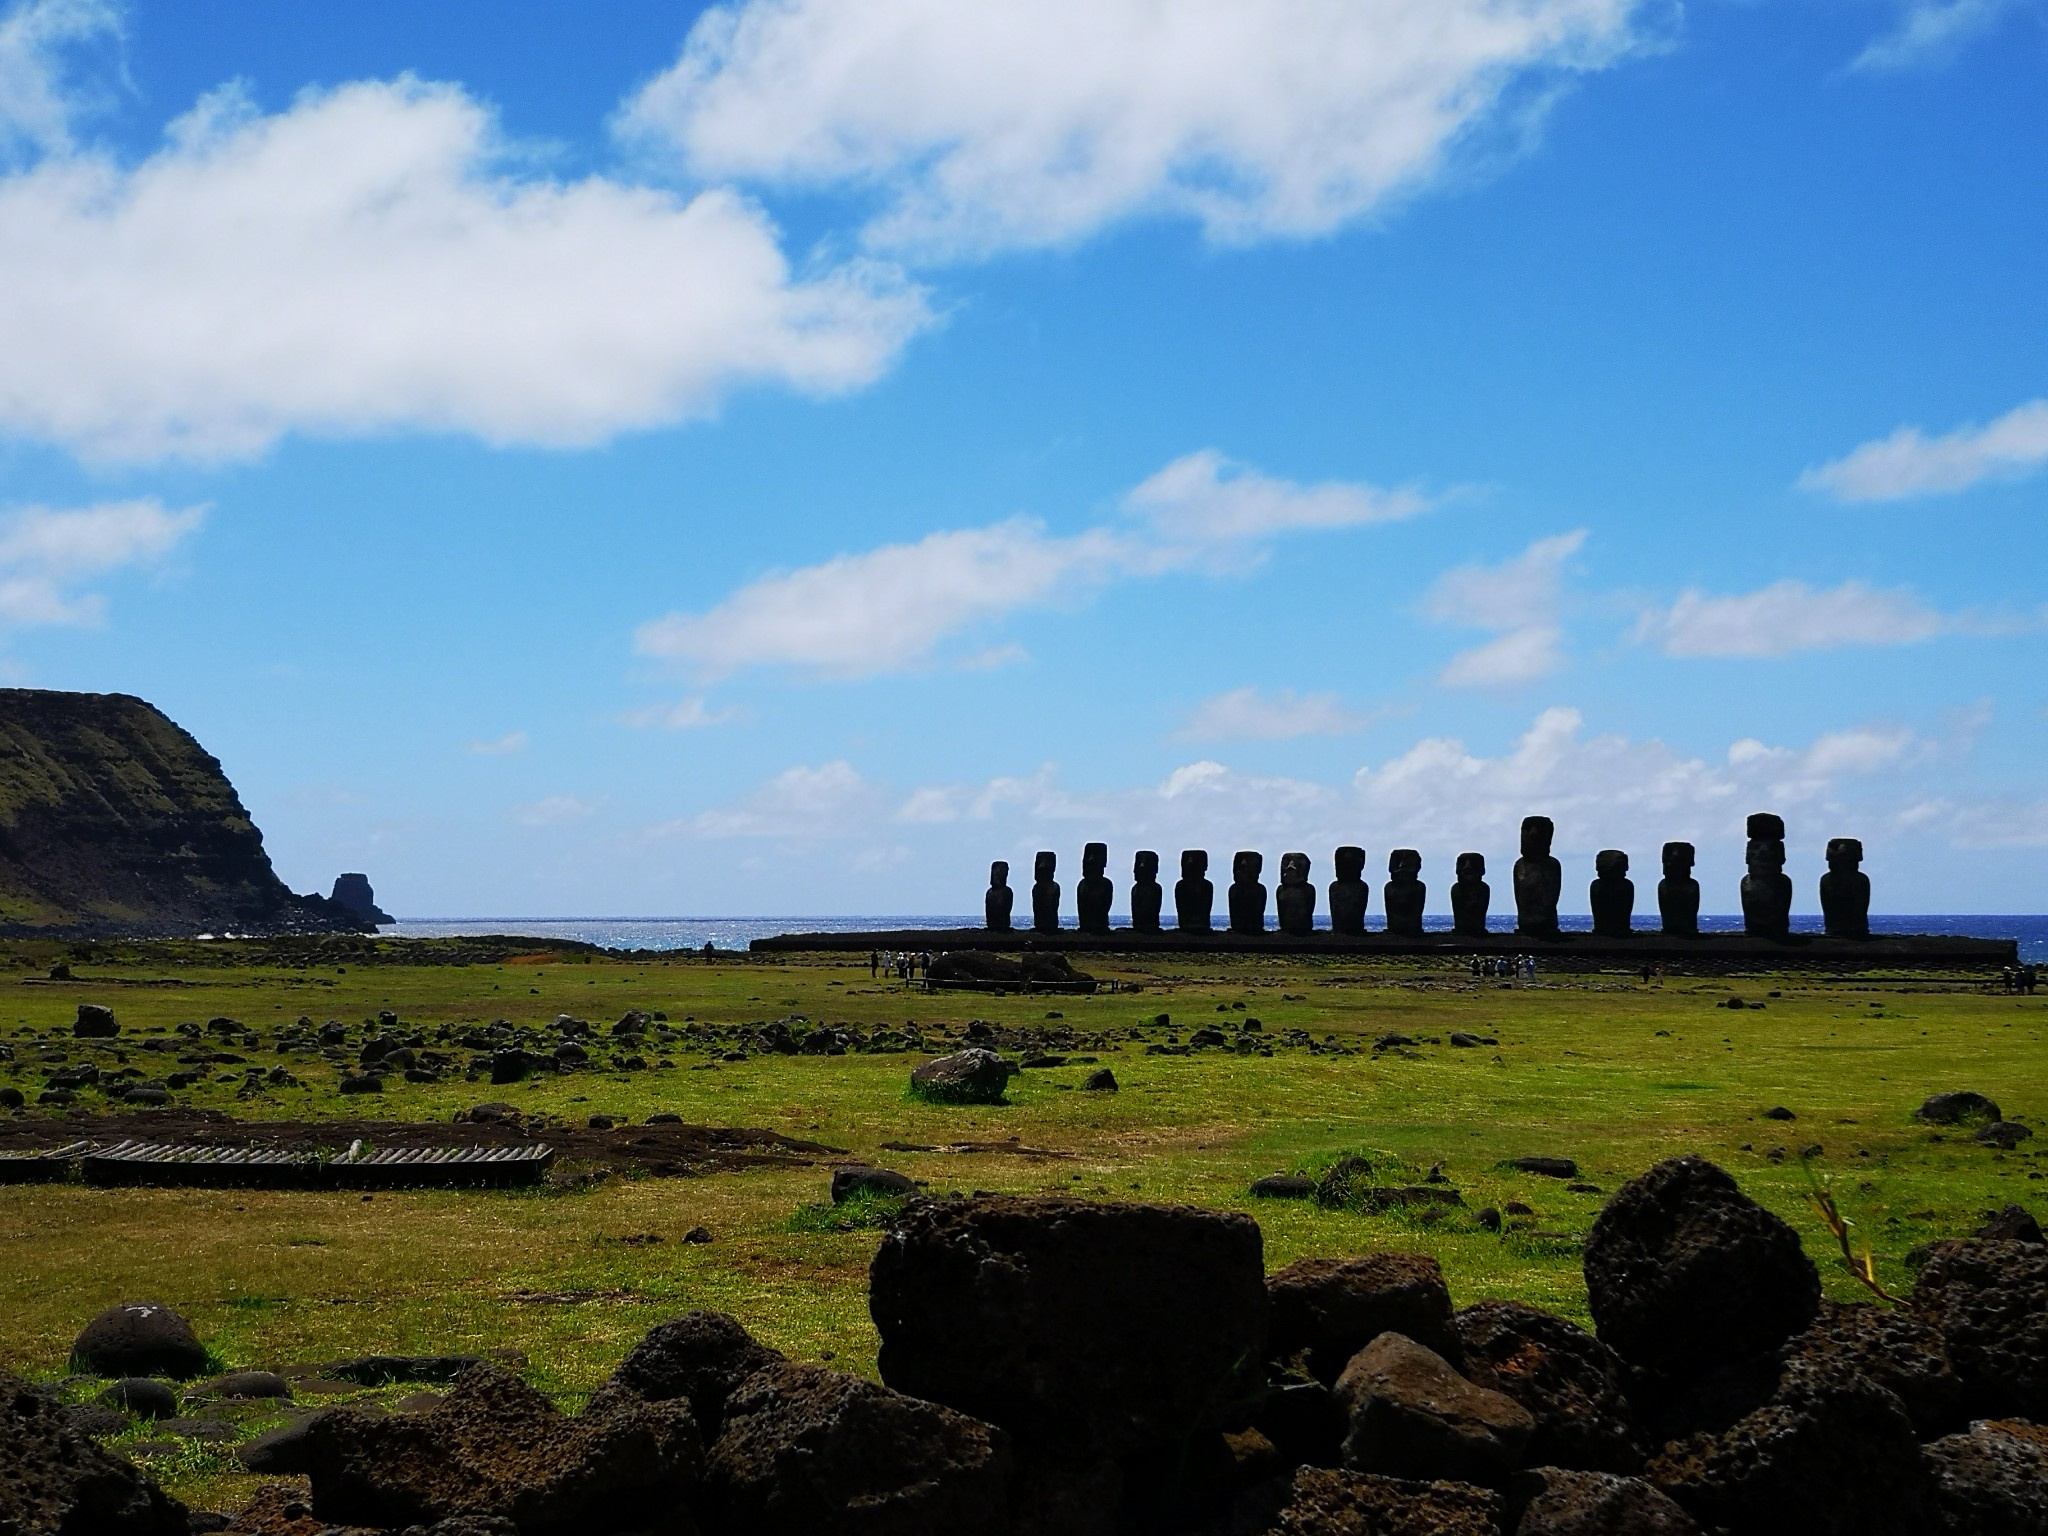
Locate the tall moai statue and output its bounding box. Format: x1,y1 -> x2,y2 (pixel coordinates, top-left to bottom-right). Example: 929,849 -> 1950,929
1031,850 -> 1061,935
1384,849 -> 1426,938
1451,852 -> 1489,937
1514,815 -> 1562,938
1130,850 -> 1164,935
1076,842 -> 1113,935
1276,852 -> 1316,936
1740,813 -> 1792,939
1658,842 -> 1700,937
984,860 -> 1014,932
1820,837 -> 1870,938
1589,849 -> 1634,937
1328,846 -> 1370,937
1175,850 -> 1214,933
1228,851 -> 1267,935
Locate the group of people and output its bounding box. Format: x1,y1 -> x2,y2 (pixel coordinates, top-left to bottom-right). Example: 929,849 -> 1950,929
1468,953 -> 1539,981
2000,963 -> 2039,994
869,949 -> 932,982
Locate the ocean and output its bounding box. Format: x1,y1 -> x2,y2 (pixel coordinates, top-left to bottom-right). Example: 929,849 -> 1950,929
386,913 -> 2048,962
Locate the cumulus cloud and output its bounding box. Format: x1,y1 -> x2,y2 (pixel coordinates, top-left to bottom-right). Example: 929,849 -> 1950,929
636,451 -> 1420,680
1422,530 -> 1584,687
1637,579 -> 1946,657
1177,687 -> 1376,742
679,760 -> 888,839
622,0 -> 1647,257
1851,0 -> 2035,72
467,730 -> 528,755
0,0 -> 118,161
0,497 -> 202,626
0,76 -> 929,462
1799,399 -> 2048,502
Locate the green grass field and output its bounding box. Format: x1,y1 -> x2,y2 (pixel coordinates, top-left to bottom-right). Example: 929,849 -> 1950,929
0,937 -> 2041,1510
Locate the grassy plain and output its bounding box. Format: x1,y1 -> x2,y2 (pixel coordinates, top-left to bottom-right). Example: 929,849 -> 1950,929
0,937 -> 2041,1509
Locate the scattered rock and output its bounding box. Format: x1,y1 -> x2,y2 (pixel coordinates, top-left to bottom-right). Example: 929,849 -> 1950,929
0,1086 -> 22,1110
601,1310 -> 786,1439
0,1369 -> 187,1534
1453,1300 -> 1641,1474
1761,1106 -> 1795,1121
1267,1466 -> 1502,1536
908,1048 -> 1010,1105
831,1166 -> 915,1204
1918,1091 -> 2002,1125
192,1370 -> 292,1402
1476,1207 -> 1502,1232
71,1302 -> 209,1380
1921,1418 -> 2048,1536
1251,1174 -> 1316,1200
707,1361 -> 1013,1535
337,1074 -> 383,1095
319,1355 -> 489,1386
1334,1332 -> 1534,1484
98,1378 -> 179,1420
1511,1467 -> 1699,1535
1511,1157 -> 1579,1179
465,1103 -> 519,1125
586,1114 -> 614,1130
870,1194 -> 1266,1460
236,1413 -> 332,1473
1583,1155 -> 1819,1383
62,1402 -> 128,1438
1081,1067 -> 1118,1092
1975,1121 -> 2033,1150
74,1003 -> 119,1038
1911,1238 -> 2048,1419
1975,1204 -> 2044,1244
682,1226 -> 713,1245
1268,1253 -> 1461,1382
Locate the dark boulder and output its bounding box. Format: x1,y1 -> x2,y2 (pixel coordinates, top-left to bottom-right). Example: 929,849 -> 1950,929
1266,1466 -> 1503,1536
490,1049 -> 549,1085
1510,1157 -> 1578,1179
1784,1300 -> 1963,1438
1510,1467 -> 1698,1535
237,1412 -> 331,1472
1917,1091 -> 2001,1124
62,1402 -> 128,1438
97,1378 -> 179,1420
869,1195 -> 1266,1460
299,1362 -> 702,1533
1910,1238 -> 2048,1419
907,1048 -> 1009,1104
74,1004 -> 119,1037
190,1370 -> 291,1402
706,1361 -> 1011,1536
1453,1300 -> 1641,1473
1268,1253 -> 1461,1382
1250,1174 -> 1315,1200
1583,1155 -> 1818,1381
337,1073 -> 383,1095
1921,1418 -> 2048,1536
601,1310 -> 785,1441
0,1371 -> 187,1534
831,1166 -> 916,1204
71,1301 -> 209,1380
1975,1203 -> 2044,1244
1974,1121 -> 2033,1149
1334,1332 -> 1534,1485
1081,1067 -> 1118,1092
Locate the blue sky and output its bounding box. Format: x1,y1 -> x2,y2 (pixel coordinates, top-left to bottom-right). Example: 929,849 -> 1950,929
0,0 -> 2044,917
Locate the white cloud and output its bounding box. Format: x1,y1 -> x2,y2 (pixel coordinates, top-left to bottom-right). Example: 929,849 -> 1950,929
636,450 -> 1417,680
1851,0 -> 2034,73
512,794 -> 599,827
1799,398 -> 2048,502
1638,579 -> 1945,657
1177,686 -> 1376,742
622,0 -> 1647,258
1422,529 -> 1584,687
0,76 -> 929,462
467,731 -> 527,755
678,760 -> 887,839
621,696 -> 743,729
0,497 -> 202,626
0,0 -> 117,161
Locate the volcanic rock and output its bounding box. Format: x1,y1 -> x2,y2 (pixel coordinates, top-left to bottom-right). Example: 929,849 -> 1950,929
1975,1204 -> 2044,1244
98,1379 -> 179,1420
601,1310 -> 785,1440
907,1048 -> 1010,1105
1268,1253 -> 1461,1381
1910,1238 -> 2048,1419
1453,1300 -> 1641,1473
1510,1467 -> 1699,1535
1334,1332 -> 1534,1485
1784,1300 -> 1963,1438
1920,1418 -> 2048,1536
1917,1091 -> 2002,1124
1266,1465 -> 1503,1536
74,1003 -> 118,1037
0,1371 -> 187,1534
831,1166 -> 915,1204
71,1301 -> 209,1380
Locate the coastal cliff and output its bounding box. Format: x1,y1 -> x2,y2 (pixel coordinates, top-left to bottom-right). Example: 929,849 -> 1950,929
0,688 -> 372,936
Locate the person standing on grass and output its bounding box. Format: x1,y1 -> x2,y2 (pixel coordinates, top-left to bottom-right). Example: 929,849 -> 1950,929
869,950 -> 878,979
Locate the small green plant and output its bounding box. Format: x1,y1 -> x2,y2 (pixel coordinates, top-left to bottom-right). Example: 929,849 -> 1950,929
784,1188 -> 907,1234
1800,1165 -> 1899,1304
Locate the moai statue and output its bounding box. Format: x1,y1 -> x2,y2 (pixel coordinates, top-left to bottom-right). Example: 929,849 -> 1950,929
1589,849 -> 1634,937
1658,842 -> 1700,937
1130,850 -> 1164,935
1228,851 -> 1268,935
1451,852 -> 1490,937
1328,846 -> 1370,937
1514,815 -> 1562,938
1076,842 -> 1113,935
1276,852 -> 1316,937
1740,813 -> 1792,939
1384,849 -> 1426,938
1175,850 -> 1214,933
1820,837 -> 1870,939
1031,850 -> 1061,935
984,860 -> 1014,932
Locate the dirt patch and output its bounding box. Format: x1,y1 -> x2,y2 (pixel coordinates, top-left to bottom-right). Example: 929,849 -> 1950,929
0,1109 -> 845,1178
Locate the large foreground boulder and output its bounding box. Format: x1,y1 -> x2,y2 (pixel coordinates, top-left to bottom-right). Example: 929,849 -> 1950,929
1334,1333 -> 1534,1485
600,1310 -> 785,1439
1784,1300 -> 1964,1438
1583,1156 -> 1819,1383
1510,1467 -> 1698,1535
706,1361 -> 1012,1535
300,1362 -> 702,1533
1267,1253 -> 1460,1382
0,1372 -> 187,1535
71,1302 -> 209,1380
1453,1301 -> 1641,1473
1921,1418 -> 2048,1535
869,1195 -> 1266,1460
1266,1466 -> 1503,1536
1910,1238 -> 2048,1420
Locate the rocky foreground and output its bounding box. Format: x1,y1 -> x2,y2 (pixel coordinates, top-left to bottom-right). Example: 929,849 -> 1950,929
5,1155 -> 2045,1535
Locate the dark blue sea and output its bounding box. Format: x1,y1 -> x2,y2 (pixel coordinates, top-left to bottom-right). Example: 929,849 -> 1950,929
388,914 -> 2048,963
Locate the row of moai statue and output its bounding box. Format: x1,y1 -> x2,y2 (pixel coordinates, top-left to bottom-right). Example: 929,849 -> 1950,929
983,815 -> 1872,939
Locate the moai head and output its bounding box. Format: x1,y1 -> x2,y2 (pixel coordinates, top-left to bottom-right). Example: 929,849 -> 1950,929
1233,850 -> 1262,883
1280,852 -> 1310,887
1596,849 -> 1628,881
1521,816 -> 1555,858
1389,848 -> 1422,879
1456,852 -> 1485,882
1827,837 -> 1863,871
1181,849 -> 1208,880
1747,812 -> 1786,842
1134,849 -> 1160,880
1746,837 -> 1785,877
1034,850 -> 1057,883
1083,841 -> 1108,877
1662,842 -> 1694,878
1334,845 -> 1366,881
989,860 -> 1010,889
